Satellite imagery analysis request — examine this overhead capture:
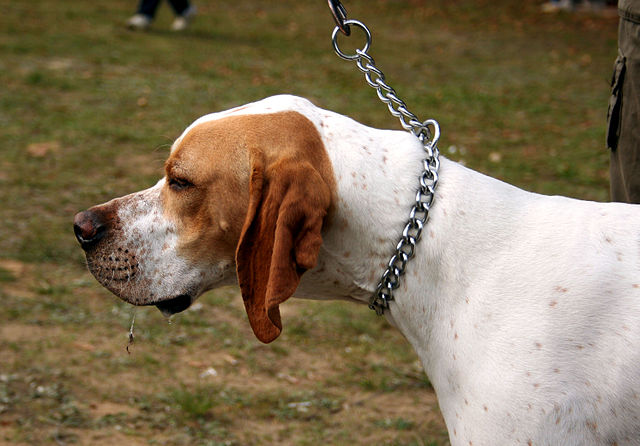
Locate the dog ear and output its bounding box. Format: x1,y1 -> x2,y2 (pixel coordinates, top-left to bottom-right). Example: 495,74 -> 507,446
235,156 -> 332,343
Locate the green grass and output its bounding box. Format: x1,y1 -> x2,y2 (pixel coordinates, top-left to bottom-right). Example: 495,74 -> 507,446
0,0 -> 619,444
168,385 -> 220,419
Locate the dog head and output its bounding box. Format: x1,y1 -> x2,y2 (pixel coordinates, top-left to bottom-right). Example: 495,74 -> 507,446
74,103 -> 335,343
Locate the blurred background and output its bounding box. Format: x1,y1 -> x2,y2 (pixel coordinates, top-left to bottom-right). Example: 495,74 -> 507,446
0,1 -> 620,445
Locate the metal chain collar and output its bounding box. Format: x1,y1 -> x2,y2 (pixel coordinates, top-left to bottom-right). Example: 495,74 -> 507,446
328,0 -> 441,316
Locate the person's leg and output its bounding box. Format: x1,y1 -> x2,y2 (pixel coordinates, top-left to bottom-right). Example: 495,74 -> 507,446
168,0 -> 195,30
137,0 -> 162,18
127,0 -> 161,29
609,6 -> 640,203
167,0 -> 191,16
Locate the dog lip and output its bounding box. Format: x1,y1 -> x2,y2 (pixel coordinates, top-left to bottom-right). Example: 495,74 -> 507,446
154,294 -> 192,317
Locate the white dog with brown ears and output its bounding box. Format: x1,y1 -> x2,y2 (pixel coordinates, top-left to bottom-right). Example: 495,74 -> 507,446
74,95 -> 640,446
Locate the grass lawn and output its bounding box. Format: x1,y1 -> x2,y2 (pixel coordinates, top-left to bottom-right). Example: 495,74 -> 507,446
0,0 -> 619,444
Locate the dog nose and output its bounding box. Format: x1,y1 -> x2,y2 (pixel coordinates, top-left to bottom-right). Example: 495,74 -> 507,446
73,210 -> 107,250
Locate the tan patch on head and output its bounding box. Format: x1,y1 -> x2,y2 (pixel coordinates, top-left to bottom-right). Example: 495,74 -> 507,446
162,117 -> 252,267
161,111 -> 336,342
163,112 -> 335,262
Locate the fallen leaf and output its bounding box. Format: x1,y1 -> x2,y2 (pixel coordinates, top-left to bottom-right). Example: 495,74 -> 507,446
27,141 -> 60,158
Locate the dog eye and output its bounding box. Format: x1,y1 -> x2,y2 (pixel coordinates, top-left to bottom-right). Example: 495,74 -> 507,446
168,177 -> 193,191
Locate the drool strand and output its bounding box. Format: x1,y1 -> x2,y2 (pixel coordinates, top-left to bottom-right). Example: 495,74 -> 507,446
126,308 -> 136,354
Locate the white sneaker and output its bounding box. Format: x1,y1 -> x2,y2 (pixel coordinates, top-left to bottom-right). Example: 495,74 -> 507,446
126,14 -> 152,30
171,6 -> 196,31
541,0 -> 573,12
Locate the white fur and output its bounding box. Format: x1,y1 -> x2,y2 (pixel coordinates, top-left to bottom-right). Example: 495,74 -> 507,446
110,96 -> 640,445
116,179 -> 200,301
87,179 -> 231,307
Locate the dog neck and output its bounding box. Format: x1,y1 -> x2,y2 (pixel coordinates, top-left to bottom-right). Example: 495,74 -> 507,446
294,107 -> 533,423
294,109 -> 427,306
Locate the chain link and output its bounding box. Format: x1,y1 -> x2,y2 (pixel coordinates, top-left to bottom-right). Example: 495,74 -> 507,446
331,16 -> 441,316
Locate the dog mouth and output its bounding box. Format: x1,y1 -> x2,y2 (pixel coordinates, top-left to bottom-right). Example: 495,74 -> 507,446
154,294 -> 193,317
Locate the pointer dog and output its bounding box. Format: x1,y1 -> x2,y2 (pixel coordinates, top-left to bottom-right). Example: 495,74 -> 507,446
74,95 -> 640,445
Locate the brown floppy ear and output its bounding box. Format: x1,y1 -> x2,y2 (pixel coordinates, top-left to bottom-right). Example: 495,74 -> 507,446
236,156 -> 332,343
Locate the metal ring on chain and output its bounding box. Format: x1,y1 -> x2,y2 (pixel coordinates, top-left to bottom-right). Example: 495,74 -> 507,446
331,20 -> 371,61
423,119 -> 441,146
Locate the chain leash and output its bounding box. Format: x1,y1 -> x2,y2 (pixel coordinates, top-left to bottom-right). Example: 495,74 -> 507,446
328,1 -> 441,316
